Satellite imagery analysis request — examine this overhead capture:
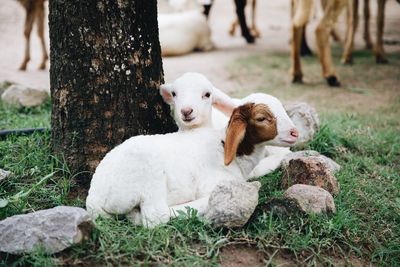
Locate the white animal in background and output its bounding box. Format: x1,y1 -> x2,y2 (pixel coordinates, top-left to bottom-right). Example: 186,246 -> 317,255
160,73 -> 298,177
158,9 -> 214,56
86,102 -> 297,228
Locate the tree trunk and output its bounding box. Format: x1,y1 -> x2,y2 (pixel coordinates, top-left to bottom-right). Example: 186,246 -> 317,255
49,0 -> 177,187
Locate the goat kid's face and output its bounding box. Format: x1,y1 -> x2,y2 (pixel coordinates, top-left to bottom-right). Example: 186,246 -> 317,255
224,103 -> 279,165
243,94 -> 299,147
160,73 -> 226,130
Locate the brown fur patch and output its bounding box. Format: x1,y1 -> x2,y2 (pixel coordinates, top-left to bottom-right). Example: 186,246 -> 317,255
224,103 -> 278,165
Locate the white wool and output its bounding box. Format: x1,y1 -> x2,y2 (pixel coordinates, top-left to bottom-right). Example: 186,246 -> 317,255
86,127 -> 266,228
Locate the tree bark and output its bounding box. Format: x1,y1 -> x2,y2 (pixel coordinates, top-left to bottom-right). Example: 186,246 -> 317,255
49,0 -> 177,186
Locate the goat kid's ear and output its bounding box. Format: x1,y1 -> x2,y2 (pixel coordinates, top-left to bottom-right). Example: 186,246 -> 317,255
224,117 -> 247,166
160,83 -> 174,105
212,87 -> 236,116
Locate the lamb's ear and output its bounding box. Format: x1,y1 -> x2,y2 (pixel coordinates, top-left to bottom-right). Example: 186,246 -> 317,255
160,84 -> 174,105
224,113 -> 247,166
212,87 -> 236,116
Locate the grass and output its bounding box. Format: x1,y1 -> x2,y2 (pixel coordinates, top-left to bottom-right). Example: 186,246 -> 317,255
1,49 -> 399,266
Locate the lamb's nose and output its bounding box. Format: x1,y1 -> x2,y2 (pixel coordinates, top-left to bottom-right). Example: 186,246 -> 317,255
290,128 -> 299,138
181,108 -> 193,117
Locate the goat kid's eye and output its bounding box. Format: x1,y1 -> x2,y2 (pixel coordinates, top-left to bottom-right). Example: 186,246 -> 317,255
203,92 -> 211,99
172,91 -> 176,97
256,117 -> 266,122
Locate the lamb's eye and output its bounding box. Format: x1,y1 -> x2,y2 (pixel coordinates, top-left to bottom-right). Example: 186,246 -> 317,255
172,91 -> 176,97
204,92 -> 211,98
256,117 -> 265,122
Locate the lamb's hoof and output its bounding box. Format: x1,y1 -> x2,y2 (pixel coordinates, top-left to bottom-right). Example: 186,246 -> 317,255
38,64 -> 46,70
326,76 -> 341,87
365,43 -> 373,50
243,34 -> 255,44
292,74 -> 303,84
376,56 -> 388,64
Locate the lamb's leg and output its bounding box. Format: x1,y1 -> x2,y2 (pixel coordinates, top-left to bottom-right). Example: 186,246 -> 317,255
36,0 -> 48,70
363,0 -> 373,49
374,0 -> 388,64
140,197 -> 170,228
234,0 -> 255,43
19,4 -> 36,71
342,0 -> 359,64
248,147 -> 291,178
169,197 -> 210,217
126,208 -> 142,225
315,0 -> 346,86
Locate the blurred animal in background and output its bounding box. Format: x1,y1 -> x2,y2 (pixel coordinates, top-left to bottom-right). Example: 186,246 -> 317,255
290,0 -> 348,87
16,0 -> 48,70
342,0 -> 394,64
158,0 -> 214,56
228,0 -> 260,39
299,0 -> 395,64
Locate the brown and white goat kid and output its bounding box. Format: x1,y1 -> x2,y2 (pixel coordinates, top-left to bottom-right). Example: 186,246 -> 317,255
160,72 -> 299,177
86,103 -> 294,228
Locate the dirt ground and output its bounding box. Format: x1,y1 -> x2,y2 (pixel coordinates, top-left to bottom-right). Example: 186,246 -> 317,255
0,0 -> 399,94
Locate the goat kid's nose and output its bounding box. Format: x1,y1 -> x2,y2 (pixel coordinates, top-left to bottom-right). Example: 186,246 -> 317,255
290,128 -> 299,138
181,107 -> 193,117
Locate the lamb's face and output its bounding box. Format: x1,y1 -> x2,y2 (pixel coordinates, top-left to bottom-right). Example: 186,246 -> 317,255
160,72 -> 214,130
242,94 -> 299,147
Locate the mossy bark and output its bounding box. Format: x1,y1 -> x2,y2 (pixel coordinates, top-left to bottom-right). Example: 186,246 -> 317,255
49,0 -> 177,186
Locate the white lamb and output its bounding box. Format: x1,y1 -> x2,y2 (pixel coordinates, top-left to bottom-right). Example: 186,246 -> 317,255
158,4 -> 214,56
86,101 -> 297,228
160,72 -> 298,177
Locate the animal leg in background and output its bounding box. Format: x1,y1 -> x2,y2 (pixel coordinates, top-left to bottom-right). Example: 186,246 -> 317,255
19,2 -> 35,71
36,0 -> 48,70
291,0 -> 314,83
363,0 -> 373,49
342,0 -> 359,64
234,0 -> 255,43
374,0 -> 388,63
315,0 -> 346,87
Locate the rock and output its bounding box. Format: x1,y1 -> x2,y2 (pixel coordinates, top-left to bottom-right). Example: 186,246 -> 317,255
0,169 -> 12,182
259,197 -> 304,217
1,84 -> 49,107
204,181 -> 261,228
283,184 -> 336,214
285,102 -> 320,146
0,80 -> 13,95
282,157 -> 339,195
282,150 -> 341,173
0,206 -> 94,255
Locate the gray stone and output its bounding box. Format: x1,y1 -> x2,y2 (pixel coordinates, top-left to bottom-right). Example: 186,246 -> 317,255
283,184 -> 336,214
1,84 -> 49,107
0,80 -> 13,95
282,150 -> 341,173
204,181 -> 261,228
281,156 -> 340,195
285,102 -> 320,146
0,169 -> 12,182
0,206 -> 94,255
